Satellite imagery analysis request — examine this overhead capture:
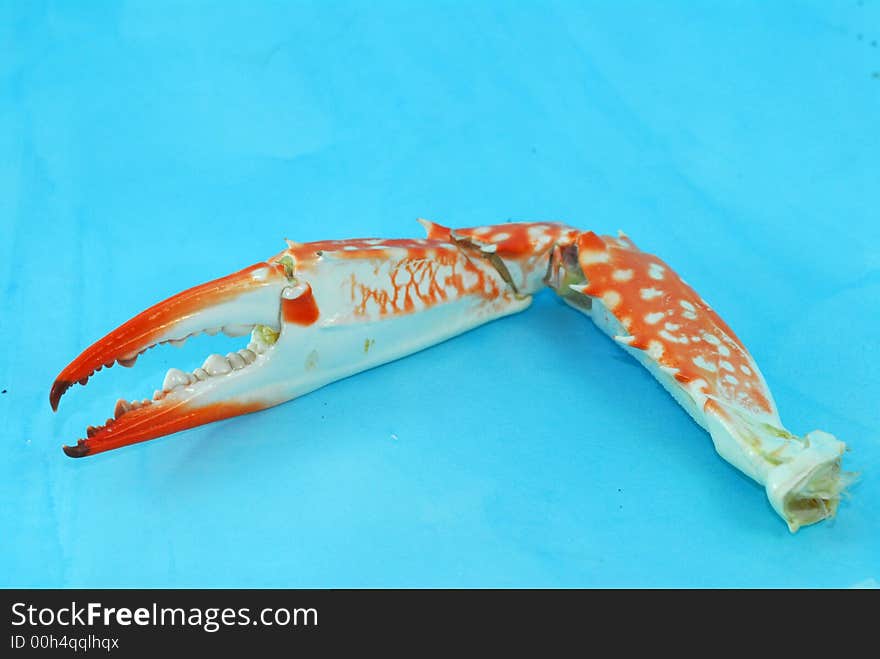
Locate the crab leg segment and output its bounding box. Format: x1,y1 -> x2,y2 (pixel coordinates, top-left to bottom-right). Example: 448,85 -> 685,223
544,230 -> 852,532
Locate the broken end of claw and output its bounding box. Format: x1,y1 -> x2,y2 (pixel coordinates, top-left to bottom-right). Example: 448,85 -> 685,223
50,380 -> 71,412
62,441 -> 90,458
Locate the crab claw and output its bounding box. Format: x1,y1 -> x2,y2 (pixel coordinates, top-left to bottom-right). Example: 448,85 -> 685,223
51,261 -> 292,457
51,225 -> 535,457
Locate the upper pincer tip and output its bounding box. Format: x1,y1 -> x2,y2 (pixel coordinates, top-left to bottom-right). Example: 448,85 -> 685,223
50,380 -> 72,412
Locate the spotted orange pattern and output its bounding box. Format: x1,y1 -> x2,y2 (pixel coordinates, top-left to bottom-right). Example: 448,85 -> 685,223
444,222 -> 581,294
283,237 -> 508,320
451,222 -> 578,256
575,231 -> 774,417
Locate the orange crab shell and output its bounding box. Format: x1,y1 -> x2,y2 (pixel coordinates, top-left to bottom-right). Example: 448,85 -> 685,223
574,230 -> 775,419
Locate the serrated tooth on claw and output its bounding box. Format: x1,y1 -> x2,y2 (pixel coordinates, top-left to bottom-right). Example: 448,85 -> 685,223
193,368 -> 208,381
239,349 -> 256,364
162,368 -> 190,392
114,399 -> 131,419
203,353 -> 232,376
204,327 -> 221,336
226,352 -> 246,370
223,324 -> 253,337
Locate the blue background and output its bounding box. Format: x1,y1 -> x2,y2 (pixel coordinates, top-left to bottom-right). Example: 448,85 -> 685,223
2,1 -> 878,587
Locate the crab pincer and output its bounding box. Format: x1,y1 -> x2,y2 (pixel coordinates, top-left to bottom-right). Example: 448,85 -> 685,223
51,227 -> 530,458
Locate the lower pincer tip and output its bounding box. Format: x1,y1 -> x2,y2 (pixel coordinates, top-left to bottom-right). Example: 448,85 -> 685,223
62,441 -> 90,458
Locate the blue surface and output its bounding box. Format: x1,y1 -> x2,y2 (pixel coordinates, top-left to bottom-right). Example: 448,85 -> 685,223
2,1 -> 878,588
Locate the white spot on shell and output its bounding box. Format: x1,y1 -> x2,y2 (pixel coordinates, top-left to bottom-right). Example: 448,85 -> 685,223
644,311 -> 665,325
719,360 -> 735,372
702,333 -> 721,345
682,311 -> 697,320
640,288 -> 663,300
613,269 -> 634,282
724,374 -> 740,385
602,290 -> 621,309
659,330 -> 688,344
664,322 -> 681,331
692,355 -> 717,372
527,225 -> 547,239
648,263 -> 665,280
680,300 -> 696,312
717,344 -> 731,357
492,232 -> 511,241
580,249 -> 610,265
647,340 -> 664,359
740,365 -> 752,376
533,235 -> 551,249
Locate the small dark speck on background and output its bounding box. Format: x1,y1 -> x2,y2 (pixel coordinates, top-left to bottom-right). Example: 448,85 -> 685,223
872,40 -> 878,47
1,389 -> 6,394
873,72 -> 880,79
858,33 -> 863,40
